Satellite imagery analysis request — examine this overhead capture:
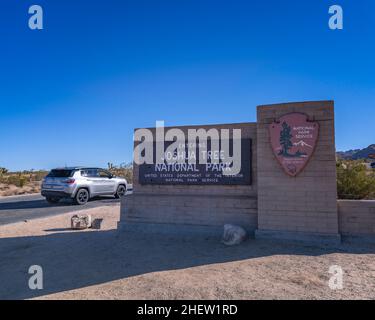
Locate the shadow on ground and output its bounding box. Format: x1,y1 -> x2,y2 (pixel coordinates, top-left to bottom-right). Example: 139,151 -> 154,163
1,227 -> 374,300
0,199 -> 71,211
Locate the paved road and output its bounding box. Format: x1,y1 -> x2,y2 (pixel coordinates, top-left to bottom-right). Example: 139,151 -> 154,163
0,191 -> 131,226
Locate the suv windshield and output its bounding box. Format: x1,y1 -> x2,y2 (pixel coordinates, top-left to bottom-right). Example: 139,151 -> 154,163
47,169 -> 75,178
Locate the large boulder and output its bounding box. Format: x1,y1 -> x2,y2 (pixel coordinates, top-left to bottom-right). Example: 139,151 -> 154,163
71,214 -> 92,230
222,224 -> 247,245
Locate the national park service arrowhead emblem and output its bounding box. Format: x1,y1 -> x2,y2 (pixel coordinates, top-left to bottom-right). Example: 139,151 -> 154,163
269,113 -> 319,177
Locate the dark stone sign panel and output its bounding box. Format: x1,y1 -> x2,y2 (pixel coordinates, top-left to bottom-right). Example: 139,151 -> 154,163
139,139 -> 252,185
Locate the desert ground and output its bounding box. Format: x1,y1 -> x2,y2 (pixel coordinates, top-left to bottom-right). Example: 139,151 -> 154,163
0,182 -> 40,197
0,204 -> 374,300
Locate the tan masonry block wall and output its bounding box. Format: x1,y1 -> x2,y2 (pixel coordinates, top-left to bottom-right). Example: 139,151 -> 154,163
338,200 -> 375,236
123,194 -> 258,229
120,122 -> 258,231
256,101 -> 339,235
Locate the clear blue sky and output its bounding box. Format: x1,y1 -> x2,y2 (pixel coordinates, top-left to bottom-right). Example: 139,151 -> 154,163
1,0 -> 374,171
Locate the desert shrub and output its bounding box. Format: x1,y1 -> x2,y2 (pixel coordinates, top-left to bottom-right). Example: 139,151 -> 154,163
337,160 -> 375,199
6,175 -> 24,187
19,176 -> 27,188
26,170 -> 48,182
108,162 -> 133,183
0,167 -> 8,184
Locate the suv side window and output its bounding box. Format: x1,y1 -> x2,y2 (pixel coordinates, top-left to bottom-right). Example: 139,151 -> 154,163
81,170 -> 88,177
98,169 -> 111,178
81,169 -> 99,177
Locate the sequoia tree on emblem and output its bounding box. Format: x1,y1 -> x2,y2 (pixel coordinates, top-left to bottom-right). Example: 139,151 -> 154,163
269,113 -> 319,176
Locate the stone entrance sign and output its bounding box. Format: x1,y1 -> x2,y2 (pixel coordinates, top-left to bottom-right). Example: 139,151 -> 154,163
269,113 -> 319,176
119,101 -> 343,244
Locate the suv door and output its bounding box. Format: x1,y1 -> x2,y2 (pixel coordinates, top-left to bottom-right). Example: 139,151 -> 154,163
82,169 -> 104,195
97,169 -> 117,194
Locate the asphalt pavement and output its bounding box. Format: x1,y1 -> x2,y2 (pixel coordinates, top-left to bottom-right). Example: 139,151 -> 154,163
0,192 -> 128,226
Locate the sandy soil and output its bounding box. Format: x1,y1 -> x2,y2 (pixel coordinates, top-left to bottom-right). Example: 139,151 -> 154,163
0,205 -> 374,300
0,182 -> 41,197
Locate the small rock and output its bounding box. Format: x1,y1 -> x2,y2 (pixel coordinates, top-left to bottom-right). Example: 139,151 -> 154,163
222,224 -> 247,246
71,214 -> 92,230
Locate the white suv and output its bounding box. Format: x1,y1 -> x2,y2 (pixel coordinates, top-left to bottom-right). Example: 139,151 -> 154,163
41,167 -> 128,205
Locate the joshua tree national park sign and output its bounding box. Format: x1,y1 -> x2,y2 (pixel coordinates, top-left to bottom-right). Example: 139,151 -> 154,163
121,101 -> 344,244
269,112 -> 319,177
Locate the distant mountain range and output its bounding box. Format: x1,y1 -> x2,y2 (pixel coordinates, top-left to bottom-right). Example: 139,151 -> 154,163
337,144 -> 375,160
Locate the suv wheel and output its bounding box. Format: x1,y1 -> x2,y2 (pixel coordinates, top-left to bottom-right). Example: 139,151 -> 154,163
115,185 -> 126,198
74,189 -> 89,205
46,197 -> 60,204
